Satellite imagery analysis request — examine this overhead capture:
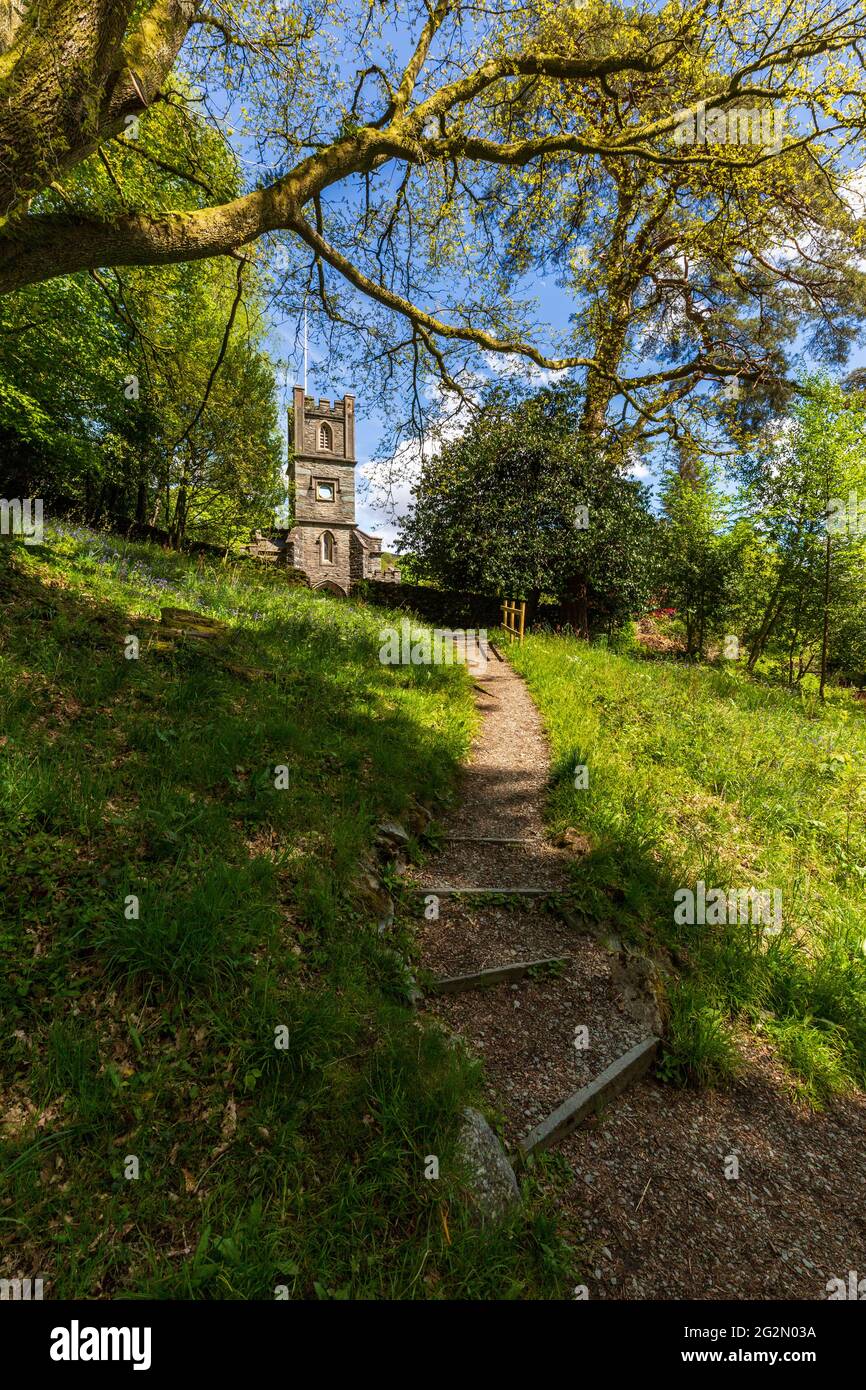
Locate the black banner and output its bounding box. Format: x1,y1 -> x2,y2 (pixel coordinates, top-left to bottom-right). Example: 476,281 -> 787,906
2,1298 -> 858,1376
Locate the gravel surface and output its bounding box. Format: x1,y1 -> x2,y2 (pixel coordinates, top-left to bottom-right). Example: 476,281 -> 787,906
420,900 -> 577,978
433,946 -> 646,1146
410,655 -> 571,889
555,1059 -> 866,1300
416,646 -> 866,1300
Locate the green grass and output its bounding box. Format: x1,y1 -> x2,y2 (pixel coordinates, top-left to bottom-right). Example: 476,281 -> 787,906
508,632 -> 866,1103
0,528 -> 570,1299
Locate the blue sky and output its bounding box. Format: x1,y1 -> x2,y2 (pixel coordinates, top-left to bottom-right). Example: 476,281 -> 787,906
266,269 -> 583,548
249,8 -> 866,552
267,242 -> 866,549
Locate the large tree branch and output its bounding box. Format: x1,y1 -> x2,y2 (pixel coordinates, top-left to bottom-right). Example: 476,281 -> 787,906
0,186 -> 285,291
1,1 -> 865,317
0,0 -> 201,222
288,208 -> 595,372
387,0 -> 452,120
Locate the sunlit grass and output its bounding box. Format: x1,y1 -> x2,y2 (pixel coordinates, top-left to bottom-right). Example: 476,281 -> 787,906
510,633 -> 866,1102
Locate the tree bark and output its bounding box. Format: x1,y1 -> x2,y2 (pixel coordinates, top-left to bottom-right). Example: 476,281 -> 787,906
525,586 -> 541,629
0,1 -> 200,226
562,574 -> 589,639
819,530 -> 832,702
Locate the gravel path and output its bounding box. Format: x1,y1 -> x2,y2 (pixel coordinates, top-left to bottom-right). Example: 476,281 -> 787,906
413,650 -> 649,1143
415,644 -> 866,1301
558,1056 -> 866,1300
417,655 -> 571,892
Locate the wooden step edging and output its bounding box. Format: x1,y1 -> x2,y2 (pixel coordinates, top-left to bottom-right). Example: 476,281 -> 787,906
442,835 -> 538,845
411,885 -> 557,898
428,956 -> 569,996
518,1036 -> 660,1159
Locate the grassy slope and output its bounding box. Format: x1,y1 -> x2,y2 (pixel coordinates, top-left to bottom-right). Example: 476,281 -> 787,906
0,528 -> 567,1299
509,633 -> 866,1106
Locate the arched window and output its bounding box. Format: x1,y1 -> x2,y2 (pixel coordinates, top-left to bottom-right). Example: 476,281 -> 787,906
319,421 -> 333,451
320,531 -> 335,564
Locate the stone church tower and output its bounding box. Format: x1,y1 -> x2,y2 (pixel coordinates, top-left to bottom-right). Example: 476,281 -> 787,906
240,387 -> 400,590
288,386 -> 390,594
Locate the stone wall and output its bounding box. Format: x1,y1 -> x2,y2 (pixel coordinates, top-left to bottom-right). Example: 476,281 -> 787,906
292,461 -> 356,527
295,521 -> 354,592
292,388 -> 355,462
358,579 -> 503,628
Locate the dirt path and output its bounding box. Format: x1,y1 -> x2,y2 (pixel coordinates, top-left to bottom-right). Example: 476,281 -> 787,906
419,652 -> 569,890
415,645 -> 866,1301
412,650 -> 650,1160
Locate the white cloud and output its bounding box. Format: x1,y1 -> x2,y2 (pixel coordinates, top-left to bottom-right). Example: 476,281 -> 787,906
480,350 -> 570,388
355,461 -> 415,549
356,378 -> 481,548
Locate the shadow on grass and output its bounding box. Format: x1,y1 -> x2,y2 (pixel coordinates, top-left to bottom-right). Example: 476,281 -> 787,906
0,544 -> 570,1299
544,737 -> 866,1106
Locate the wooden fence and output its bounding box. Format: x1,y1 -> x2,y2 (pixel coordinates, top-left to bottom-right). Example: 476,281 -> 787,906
501,599 -> 526,644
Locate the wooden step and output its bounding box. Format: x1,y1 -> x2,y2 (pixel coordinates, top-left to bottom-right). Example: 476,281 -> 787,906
428,956 -> 568,996
441,835 -> 538,845
518,1036 -> 660,1158
411,885 -> 558,898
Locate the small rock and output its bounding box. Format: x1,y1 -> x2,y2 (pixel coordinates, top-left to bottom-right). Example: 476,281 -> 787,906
612,948 -> 665,1037
355,869 -> 394,929
376,820 -> 410,846
406,799 -> 433,835
457,1108 -> 520,1224
159,607 -> 227,639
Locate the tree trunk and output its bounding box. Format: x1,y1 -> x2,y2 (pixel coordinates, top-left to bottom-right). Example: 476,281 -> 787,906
0,0 -> 198,234
747,584 -> 787,672
171,485 -> 187,547
525,586 -> 541,630
819,531 -> 832,701
562,574 -> 589,638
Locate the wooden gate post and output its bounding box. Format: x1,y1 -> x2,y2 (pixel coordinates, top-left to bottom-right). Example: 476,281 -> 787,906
501,599 -> 526,644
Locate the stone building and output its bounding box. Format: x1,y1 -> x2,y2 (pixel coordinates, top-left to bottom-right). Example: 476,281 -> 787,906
240,387 -> 400,594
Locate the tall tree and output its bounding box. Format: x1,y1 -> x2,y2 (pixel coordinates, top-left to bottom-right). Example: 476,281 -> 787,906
399,383 -> 657,633
658,458 -> 742,659
737,380 -> 866,695
2,2 -> 866,451
0,85 -> 284,545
